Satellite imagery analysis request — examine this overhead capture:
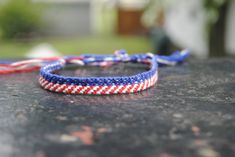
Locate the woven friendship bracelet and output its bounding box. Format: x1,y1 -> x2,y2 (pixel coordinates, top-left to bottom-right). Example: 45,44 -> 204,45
0,49 -> 189,95
38,49 -> 189,95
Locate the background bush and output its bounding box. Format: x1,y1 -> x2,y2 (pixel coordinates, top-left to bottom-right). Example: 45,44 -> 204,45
0,0 -> 42,39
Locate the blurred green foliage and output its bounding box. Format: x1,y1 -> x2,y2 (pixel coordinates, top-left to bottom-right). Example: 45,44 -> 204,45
203,0 -> 226,30
0,36 -> 152,58
0,0 -> 41,39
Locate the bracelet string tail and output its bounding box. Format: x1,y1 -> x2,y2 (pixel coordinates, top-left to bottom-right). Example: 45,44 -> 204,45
38,49 -> 189,95
0,57 -> 62,74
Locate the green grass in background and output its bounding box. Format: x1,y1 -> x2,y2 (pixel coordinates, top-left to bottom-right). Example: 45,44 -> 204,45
0,35 -> 152,58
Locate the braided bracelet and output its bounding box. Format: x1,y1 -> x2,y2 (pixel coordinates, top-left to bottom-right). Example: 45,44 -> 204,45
0,50 -> 189,95
38,50 -> 189,95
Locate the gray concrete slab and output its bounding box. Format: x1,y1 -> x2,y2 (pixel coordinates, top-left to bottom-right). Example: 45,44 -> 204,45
0,58 -> 234,157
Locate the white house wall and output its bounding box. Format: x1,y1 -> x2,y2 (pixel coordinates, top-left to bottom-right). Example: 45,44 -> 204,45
226,0 -> 235,55
41,2 -> 93,36
165,0 -> 235,58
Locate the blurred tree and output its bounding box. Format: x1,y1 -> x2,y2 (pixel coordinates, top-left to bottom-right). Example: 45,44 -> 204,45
204,0 -> 230,57
142,0 -> 173,55
0,0 -> 42,39
143,0 -> 231,57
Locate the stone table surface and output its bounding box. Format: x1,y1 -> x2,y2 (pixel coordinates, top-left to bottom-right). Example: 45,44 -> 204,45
0,58 -> 234,157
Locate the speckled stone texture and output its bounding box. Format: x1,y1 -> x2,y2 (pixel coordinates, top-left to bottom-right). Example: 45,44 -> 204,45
0,58 -> 234,157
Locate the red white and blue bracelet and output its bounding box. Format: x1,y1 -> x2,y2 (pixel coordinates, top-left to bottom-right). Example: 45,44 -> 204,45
0,49 -> 189,95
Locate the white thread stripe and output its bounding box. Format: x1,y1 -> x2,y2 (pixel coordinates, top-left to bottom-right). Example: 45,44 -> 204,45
71,85 -> 82,94
122,85 -> 132,93
113,85 -> 124,94
79,86 -> 90,94
87,86 -> 99,94
130,84 -> 138,93
96,86 -> 108,95
137,82 -> 144,91
105,86 -> 116,94
50,84 -> 60,91
42,80 -> 49,87
63,85 -> 74,93
45,82 -> 53,89
55,84 -> 66,92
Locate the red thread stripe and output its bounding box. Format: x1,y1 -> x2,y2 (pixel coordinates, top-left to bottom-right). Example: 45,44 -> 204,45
39,75 -> 158,95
